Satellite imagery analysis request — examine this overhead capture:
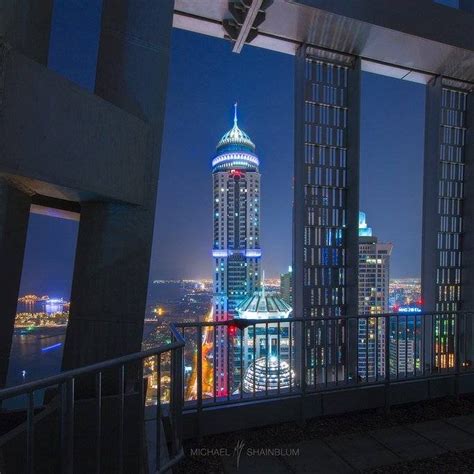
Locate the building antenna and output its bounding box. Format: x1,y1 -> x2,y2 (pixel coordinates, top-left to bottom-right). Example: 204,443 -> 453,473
234,102 -> 238,126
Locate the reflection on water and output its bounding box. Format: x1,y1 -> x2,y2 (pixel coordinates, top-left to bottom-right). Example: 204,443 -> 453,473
4,323 -> 160,407
7,327 -> 66,388
4,327 -> 66,409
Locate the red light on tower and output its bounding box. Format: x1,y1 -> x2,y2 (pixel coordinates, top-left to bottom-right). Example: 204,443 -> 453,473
229,169 -> 244,178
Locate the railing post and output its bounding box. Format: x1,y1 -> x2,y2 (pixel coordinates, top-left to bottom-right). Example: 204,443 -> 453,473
299,319 -> 306,427
26,391 -> 34,474
196,326 -> 203,441
455,312 -> 461,399
156,354 -> 162,472
171,343 -> 184,458
384,314 -> 391,414
95,372 -> 102,474
118,366 -> 125,474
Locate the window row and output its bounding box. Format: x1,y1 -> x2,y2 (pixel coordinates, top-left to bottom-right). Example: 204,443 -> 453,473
305,59 -> 348,87
304,185 -> 345,208
304,123 -> 346,147
304,102 -> 347,127
304,143 -> 347,167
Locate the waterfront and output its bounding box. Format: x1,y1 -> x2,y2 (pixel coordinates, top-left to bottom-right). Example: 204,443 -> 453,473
6,323 -> 162,389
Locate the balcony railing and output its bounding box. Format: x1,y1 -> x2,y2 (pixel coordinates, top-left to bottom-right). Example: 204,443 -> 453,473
173,311 -> 474,430
0,325 -> 185,474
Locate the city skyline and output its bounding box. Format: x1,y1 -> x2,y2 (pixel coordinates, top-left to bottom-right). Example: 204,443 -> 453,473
19,26 -> 424,298
211,104 -> 263,393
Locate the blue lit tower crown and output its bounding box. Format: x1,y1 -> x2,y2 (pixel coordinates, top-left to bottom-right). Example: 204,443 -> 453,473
212,104 -> 261,394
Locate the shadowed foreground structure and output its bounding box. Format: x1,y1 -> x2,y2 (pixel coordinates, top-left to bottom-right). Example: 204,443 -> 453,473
2,0 -> 474,472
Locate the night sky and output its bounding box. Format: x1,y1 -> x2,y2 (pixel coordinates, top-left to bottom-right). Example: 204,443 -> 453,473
19,3 -> 426,298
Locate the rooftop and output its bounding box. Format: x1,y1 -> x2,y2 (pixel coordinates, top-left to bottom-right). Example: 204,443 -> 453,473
177,395 -> 474,473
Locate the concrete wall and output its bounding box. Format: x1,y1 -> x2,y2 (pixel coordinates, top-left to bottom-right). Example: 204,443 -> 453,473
1,0 -> 54,65
0,179 -> 30,388
293,0 -> 474,52
1,50 -> 150,205
462,92 -> 474,313
182,373 -> 474,438
63,0 -> 175,371
421,77 -> 442,313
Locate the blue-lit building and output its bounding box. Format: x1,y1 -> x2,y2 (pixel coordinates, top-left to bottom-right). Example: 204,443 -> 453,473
212,104 -> 261,395
389,305 -> 423,377
236,288 -> 292,392
358,212 -> 393,380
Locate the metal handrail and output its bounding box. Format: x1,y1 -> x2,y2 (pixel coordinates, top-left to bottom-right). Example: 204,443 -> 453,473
0,339 -> 184,401
176,311 -> 474,437
173,310 -> 473,327
0,324 -> 186,474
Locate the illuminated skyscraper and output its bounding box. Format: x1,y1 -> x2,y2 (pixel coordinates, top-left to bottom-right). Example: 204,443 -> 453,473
280,266 -> 293,306
235,286 -> 292,385
358,212 -> 393,380
212,104 -> 261,395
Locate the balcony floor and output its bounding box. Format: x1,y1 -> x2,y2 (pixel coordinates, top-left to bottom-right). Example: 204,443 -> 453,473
177,394 -> 474,473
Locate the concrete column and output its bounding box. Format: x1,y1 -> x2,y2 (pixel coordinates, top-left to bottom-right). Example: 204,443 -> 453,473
63,0 -> 174,370
421,77 -> 442,315
0,179 -> 30,388
2,0 -> 54,65
460,0 -> 474,13
294,45 -> 360,387
422,77 -> 471,372
461,89 -> 474,367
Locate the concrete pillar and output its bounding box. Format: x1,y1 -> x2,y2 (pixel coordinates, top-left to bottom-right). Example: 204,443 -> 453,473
294,45 -> 360,388
422,77 -> 471,371
2,0 -> 54,65
460,0 -> 474,13
421,77 -> 443,315
461,89 -> 474,367
63,0 -> 174,370
0,179 -> 30,388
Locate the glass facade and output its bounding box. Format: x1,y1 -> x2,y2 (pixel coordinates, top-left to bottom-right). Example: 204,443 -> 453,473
433,86 -> 467,369
295,46 -> 360,387
212,108 -> 261,395
358,231 -> 393,381
423,78 -> 470,374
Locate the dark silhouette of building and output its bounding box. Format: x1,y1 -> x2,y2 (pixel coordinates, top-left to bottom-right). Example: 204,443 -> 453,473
2,1 -> 474,471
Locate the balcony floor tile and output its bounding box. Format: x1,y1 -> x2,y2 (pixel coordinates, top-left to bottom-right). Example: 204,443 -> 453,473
221,450 -> 290,474
445,413 -> 474,435
408,419 -> 474,452
369,425 -> 445,460
325,433 -> 400,470
281,439 -> 355,473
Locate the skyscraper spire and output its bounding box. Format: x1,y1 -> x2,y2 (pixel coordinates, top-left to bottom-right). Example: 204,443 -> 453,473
234,102 -> 238,126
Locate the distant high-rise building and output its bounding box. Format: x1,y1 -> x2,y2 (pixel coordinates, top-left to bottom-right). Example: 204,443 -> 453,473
212,104 -> 261,395
236,287 -> 292,389
391,305 -> 423,377
280,266 -> 293,305
358,212 -> 393,380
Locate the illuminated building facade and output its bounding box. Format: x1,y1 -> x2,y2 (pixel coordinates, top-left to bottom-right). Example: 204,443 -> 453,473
358,212 -> 393,380
422,80 -> 470,371
235,288 -> 292,388
390,306 -> 423,377
43,298 -> 66,314
280,266 -> 293,306
212,104 -> 261,394
243,356 -> 295,393
294,47 -> 361,387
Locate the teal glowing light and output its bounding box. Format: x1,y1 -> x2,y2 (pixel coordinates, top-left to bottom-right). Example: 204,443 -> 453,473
359,211 -> 373,237
212,104 -> 259,172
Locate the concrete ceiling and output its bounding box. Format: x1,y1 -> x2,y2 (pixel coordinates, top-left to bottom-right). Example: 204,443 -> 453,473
173,0 -> 474,85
